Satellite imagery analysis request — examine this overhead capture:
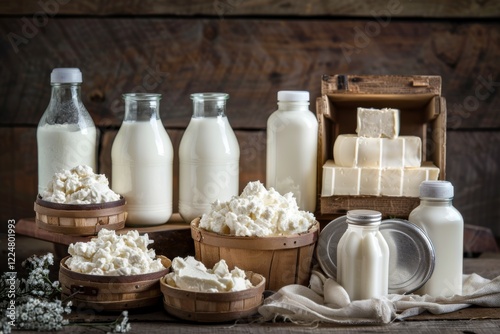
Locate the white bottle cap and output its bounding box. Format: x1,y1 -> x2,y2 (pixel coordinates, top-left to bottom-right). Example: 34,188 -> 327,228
277,90 -> 309,102
51,68 -> 82,83
419,180 -> 454,199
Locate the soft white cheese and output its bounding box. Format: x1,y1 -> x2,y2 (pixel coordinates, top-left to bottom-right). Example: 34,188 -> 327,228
66,229 -> 165,276
199,181 -> 315,237
165,256 -> 253,292
356,107 -> 400,139
42,165 -> 120,204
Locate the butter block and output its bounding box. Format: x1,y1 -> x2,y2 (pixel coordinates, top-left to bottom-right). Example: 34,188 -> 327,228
321,160 -> 440,197
356,107 -> 400,139
380,168 -> 403,196
360,168 -> 381,196
333,134 -> 421,168
321,160 -> 360,196
402,162 -> 440,197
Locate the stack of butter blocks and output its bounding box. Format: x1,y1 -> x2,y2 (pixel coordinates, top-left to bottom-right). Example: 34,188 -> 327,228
321,107 -> 440,197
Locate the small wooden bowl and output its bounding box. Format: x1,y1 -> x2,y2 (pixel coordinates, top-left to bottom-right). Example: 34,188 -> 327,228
191,218 -> 320,291
34,195 -> 127,236
160,271 -> 265,322
59,255 -> 171,312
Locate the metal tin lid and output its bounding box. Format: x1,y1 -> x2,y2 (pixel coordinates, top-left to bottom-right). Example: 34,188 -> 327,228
316,216 -> 435,294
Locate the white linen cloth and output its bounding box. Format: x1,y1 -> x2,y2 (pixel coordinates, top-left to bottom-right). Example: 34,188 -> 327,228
258,270 -> 500,324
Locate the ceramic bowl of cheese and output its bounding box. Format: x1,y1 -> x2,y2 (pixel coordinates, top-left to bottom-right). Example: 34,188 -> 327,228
59,255 -> 171,312
34,195 -> 127,236
160,256 -> 265,322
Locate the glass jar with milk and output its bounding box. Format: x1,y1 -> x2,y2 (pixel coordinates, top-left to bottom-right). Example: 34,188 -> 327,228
178,93 -> 240,223
111,93 -> 174,226
337,210 -> 389,301
37,68 -> 97,195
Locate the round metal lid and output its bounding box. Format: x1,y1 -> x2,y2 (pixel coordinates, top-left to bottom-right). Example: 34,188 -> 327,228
316,216 -> 435,294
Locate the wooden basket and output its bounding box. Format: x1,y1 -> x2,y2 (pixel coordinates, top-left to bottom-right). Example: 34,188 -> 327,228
34,195 -> 127,236
59,255 -> 171,312
191,218 -> 320,291
160,271 -> 265,322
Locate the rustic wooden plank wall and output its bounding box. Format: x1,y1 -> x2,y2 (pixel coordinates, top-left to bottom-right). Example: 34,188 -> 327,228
0,0 -> 499,237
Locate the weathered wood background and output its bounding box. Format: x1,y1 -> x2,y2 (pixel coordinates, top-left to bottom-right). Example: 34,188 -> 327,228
1,0 -> 499,238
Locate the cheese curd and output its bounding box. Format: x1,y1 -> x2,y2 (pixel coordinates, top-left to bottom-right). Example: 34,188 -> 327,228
199,181 -> 315,237
42,164 -> 120,204
165,256 -> 253,292
66,229 -> 165,276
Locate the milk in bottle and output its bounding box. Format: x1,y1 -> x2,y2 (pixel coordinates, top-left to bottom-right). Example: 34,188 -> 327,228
178,93 -> 240,223
111,93 -> 173,226
37,68 -> 97,195
266,91 -> 318,212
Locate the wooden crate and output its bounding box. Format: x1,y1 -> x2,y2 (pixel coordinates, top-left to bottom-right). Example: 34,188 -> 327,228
317,74 -> 446,219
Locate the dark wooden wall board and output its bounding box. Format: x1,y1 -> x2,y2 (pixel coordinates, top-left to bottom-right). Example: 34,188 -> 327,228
1,0 -> 500,18
0,19 -> 499,130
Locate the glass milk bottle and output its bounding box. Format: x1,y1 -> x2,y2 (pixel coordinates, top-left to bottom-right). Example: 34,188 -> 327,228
266,91 -> 318,212
179,93 -> 240,223
111,93 -> 173,226
409,181 -> 464,297
37,68 -> 97,195
337,210 -> 389,301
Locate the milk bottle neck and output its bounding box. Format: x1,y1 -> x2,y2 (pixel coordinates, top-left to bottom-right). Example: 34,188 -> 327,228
419,197 -> 453,207
42,83 -> 92,126
277,101 -> 309,112
191,93 -> 229,118
123,93 -> 162,122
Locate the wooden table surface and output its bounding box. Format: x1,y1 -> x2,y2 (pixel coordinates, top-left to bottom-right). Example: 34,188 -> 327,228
13,218 -> 500,333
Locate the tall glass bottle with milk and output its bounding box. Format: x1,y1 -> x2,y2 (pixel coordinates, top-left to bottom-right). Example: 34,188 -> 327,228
111,93 -> 173,226
179,93 -> 240,223
409,181 -> 464,297
266,91 -> 318,212
37,68 -> 97,195
337,210 -> 389,301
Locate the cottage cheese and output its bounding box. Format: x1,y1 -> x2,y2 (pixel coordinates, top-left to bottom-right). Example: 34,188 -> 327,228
42,165 -> 120,204
66,229 -> 165,276
199,181 -> 315,237
165,256 -> 253,292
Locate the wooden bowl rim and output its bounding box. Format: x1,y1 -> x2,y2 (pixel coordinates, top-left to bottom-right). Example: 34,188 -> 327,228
191,217 -> 320,250
36,194 -> 126,211
160,271 -> 266,300
60,255 -> 171,283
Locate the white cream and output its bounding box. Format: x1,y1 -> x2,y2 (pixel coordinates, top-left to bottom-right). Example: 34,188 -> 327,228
66,229 -> 164,276
165,256 -> 253,292
199,181 -> 315,237
42,165 -> 120,204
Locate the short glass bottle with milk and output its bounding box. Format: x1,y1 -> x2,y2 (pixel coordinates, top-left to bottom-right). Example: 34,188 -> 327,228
337,209 -> 389,301
178,93 -> 240,223
37,68 -> 97,195
111,93 -> 174,226
266,91 -> 318,213
409,180 -> 464,297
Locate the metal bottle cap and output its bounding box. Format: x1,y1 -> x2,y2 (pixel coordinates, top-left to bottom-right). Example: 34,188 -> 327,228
316,216 -> 435,294
346,209 -> 382,226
